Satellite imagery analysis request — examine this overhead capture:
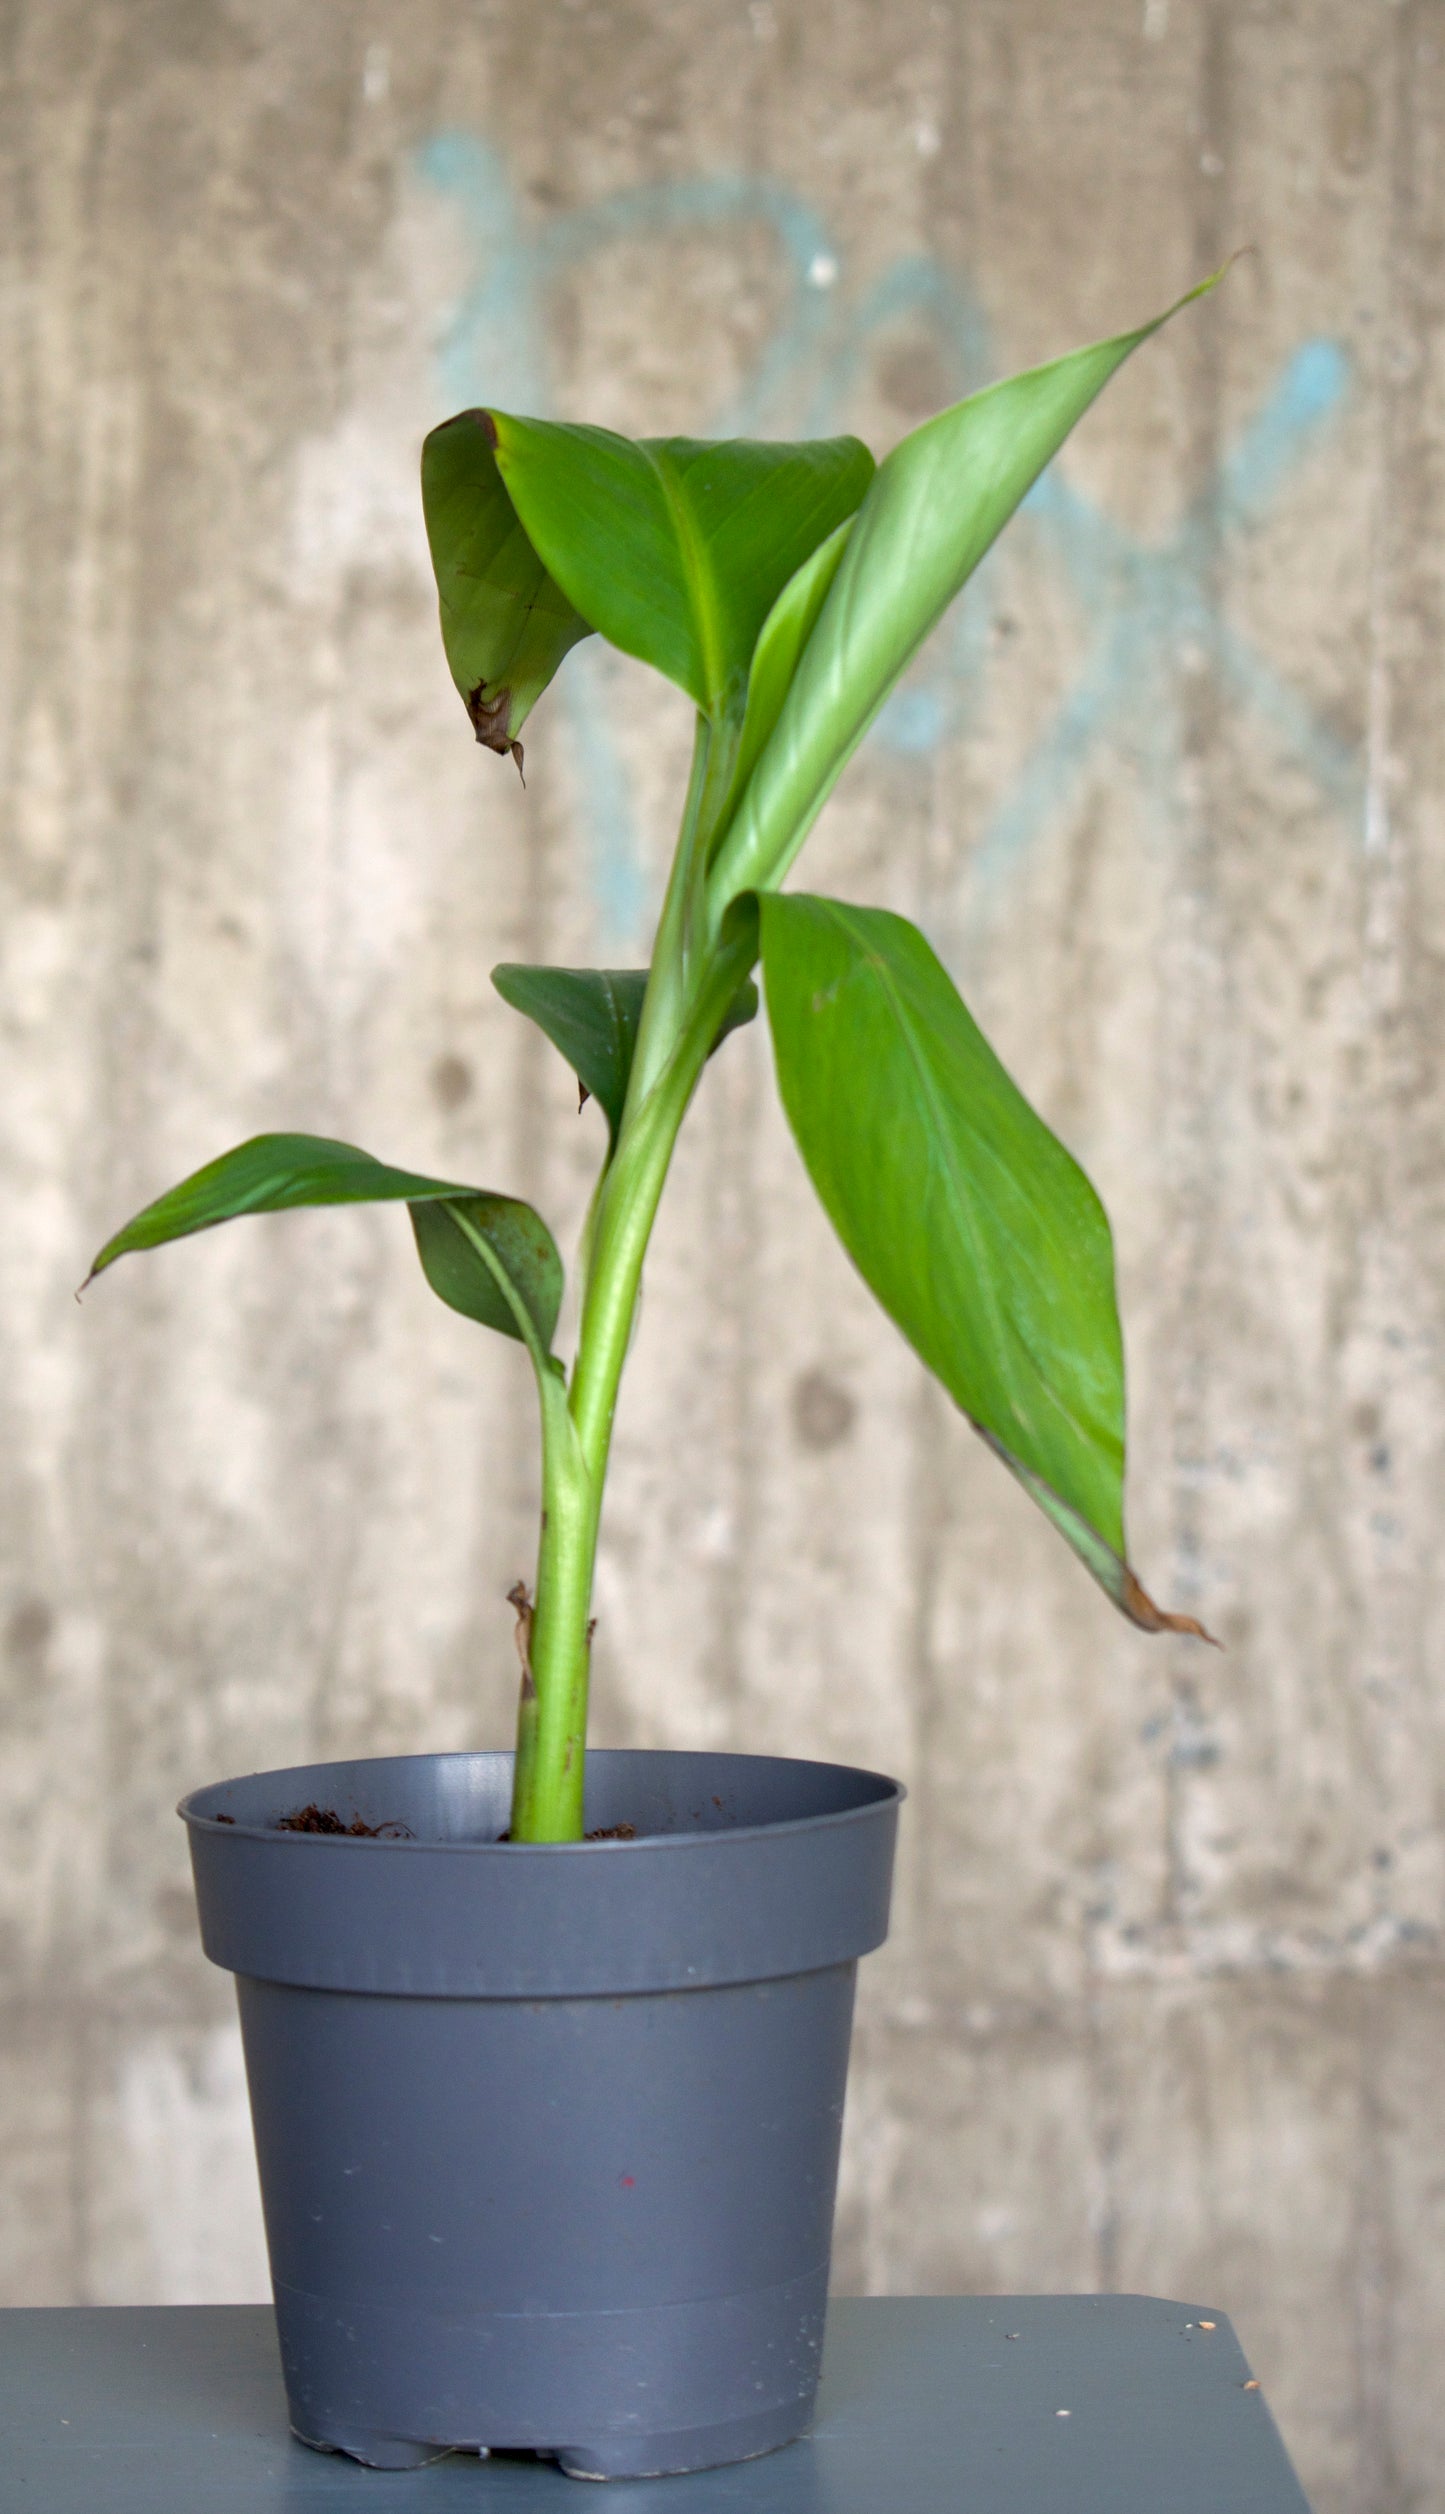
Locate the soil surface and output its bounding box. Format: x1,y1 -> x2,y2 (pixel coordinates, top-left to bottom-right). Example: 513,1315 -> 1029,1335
275,1803 -> 414,1839
218,1804 -> 640,1842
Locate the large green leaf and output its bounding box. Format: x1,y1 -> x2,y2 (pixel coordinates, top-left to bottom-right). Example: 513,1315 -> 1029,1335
86,1133 -> 562,1356
487,417 -> 875,717
761,895 -> 1210,1637
421,409 -> 593,770
710,276 -> 1220,913
492,962 -> 759,1145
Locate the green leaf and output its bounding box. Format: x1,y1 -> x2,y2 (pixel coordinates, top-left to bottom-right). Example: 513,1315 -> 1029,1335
487,417 -> 875,717
491,962 -> 759,1144
493,967 -> 648,1143
709,514 -> 855,854
421,409 -> 593,768
85,1133 -> 563,1355
761,895 -> 1210,1638
710,275 -> 1222,914
409,1196 -> 563,1353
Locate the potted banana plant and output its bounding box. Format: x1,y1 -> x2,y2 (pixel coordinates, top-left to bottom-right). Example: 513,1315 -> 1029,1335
86,276 -> 1216,2480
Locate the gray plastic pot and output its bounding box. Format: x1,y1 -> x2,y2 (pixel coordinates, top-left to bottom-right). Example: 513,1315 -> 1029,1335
180,1747 -> 902,2481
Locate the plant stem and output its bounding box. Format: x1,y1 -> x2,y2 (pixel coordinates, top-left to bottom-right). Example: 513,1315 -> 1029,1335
506,854 -> 758,1841
507,1362 -> 595,1841
627,709 -> 741,1110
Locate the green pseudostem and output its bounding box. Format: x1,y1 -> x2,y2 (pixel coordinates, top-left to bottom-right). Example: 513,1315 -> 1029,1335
511,718 -> 754,1839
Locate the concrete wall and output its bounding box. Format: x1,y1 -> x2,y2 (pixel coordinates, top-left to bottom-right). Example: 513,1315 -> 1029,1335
1,2 -> 1441,2505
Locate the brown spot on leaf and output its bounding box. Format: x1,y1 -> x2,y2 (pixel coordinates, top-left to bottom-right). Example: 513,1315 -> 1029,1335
455,406 -> 500,451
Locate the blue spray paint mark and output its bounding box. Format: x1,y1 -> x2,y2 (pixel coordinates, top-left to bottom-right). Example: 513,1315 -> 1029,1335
416,135 -> 1356,931
1219,337 -> 1350,530
531,175 -> 838,435
978,338 -> 1356,878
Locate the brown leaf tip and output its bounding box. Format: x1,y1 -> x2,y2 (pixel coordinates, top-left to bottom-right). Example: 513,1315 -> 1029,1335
1122,1568 -> 1221,1647
466,680 -> 520,775
507,1578 -> 537,1700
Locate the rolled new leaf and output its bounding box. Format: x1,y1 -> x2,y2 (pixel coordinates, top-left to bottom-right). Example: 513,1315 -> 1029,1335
709,515 -> 855,853
486,419 -> 875,719
491,962 -> 759,1146
421,409 -> 593,768
761,895 -> 1210,1637
709,273 -> 1222,915
86,1133 -> 563,1357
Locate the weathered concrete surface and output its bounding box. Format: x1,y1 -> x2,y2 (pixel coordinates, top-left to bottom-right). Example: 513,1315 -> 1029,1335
0,2 -> 1441,2505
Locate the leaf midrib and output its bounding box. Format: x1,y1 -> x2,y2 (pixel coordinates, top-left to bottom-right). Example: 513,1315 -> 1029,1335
644,443 -> 726,714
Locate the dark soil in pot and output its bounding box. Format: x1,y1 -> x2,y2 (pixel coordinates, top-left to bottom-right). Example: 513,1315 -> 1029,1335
180,1748 -> 902,2481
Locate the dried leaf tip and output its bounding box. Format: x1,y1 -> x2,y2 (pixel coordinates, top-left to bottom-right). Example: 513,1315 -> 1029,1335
455,405 -> 499,451
1122,1568 -> 1221,1647
464,681 -> 526,782
466,679 -> 511,752
508,1579 -> 537,1702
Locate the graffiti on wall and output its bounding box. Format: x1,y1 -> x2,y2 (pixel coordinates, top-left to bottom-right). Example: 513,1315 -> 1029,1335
418,135 -> 1356,938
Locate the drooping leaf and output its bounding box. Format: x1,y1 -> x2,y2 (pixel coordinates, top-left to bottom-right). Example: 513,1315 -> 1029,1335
491,962 -> 758,1144
86,1133 -> 562,1356
487,417 -> 875,718
421,408 -> 593,768
492,967 -> 647,1142
761,895 -> 1210,1638
706,972 -> 761,1058
710,275 -> 1222,914
409,1195 -> 563,1352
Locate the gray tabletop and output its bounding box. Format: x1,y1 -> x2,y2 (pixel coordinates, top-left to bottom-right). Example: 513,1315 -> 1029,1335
0,2295 -> 1311,2512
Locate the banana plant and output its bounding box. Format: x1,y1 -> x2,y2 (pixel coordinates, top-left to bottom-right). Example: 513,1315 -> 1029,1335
88,278 -> 1219,1842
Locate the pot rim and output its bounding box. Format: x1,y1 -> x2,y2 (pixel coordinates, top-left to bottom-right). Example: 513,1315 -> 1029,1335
178,1745 -> 905,1855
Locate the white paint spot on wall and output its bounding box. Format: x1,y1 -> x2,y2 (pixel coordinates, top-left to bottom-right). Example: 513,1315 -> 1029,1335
696,1503 -> 735,1562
